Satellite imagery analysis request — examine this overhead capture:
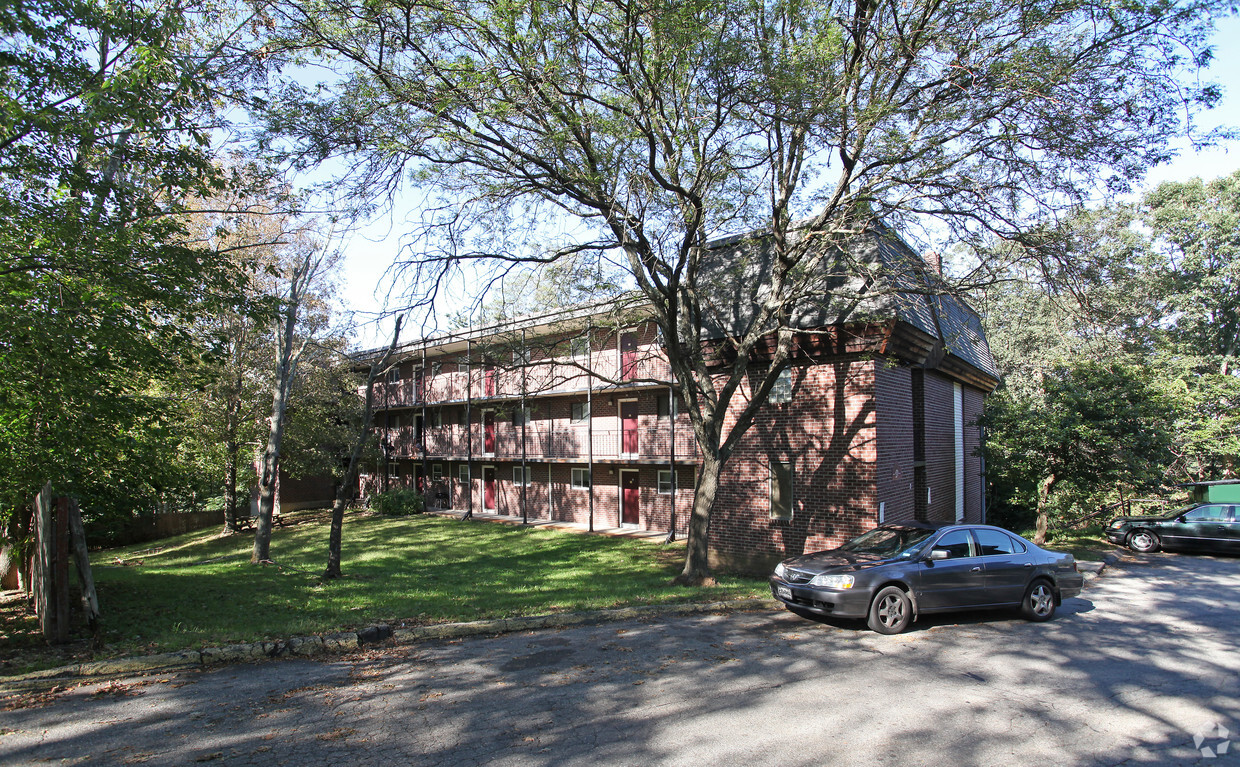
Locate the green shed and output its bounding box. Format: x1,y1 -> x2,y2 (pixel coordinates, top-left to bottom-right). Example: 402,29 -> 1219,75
1179,480 -> 1240,504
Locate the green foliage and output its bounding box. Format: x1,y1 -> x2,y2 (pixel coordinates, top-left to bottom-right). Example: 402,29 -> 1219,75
980,170 -> 1240,522
1151,353 -> 1240,480
0,0 -> 262,529
280,341 -> 363,482
369,488 -> 426,516
981,360 -> 1175,530
1144,172 -> 1240,368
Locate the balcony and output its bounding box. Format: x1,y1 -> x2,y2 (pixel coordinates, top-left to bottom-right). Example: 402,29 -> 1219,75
382,423 -> 699,462
370,352 -> 675,409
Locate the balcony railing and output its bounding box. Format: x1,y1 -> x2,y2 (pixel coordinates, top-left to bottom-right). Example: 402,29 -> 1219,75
383,424 -> 699,461
371,354 -> 674,408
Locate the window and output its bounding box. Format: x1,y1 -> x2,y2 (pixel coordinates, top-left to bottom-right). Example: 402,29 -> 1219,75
513,347 -> 531,365
657,393 -> 678,419
512,406 -> 532,427
769,367 -> 792,405
432,464 -> 444,481
387,367 -> 402,384
387,462 -> 400,479
428,408 -> 443,428
431,361 -> 442,376
974,528 -> 1021,556
769,461 -> 793,520
570,335 -> 588,359
571,468 -> 591,489
458,464 -> 469,483
1185,505 -> 1226,522
513,466 -> 533,486
571,401 -> 590,423
457,357 -> 470,374
931,530 -> 974,559
658,470 -> 678,495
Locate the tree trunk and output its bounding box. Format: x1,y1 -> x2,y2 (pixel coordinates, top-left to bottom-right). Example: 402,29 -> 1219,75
222,436 -> 240,533
252,252 -> 317,564
674,452 -> 723,586
1034,473 -> 1056,546
0,544 -> 17,590
325,317 -> 402,579
2,503 -> 34,591
252,438 -> 281,563
222,364 -> 243,534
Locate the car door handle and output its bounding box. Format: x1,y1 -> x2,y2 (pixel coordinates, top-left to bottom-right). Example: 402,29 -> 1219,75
970,566 -> 981,572
1023,563 -> 1033,568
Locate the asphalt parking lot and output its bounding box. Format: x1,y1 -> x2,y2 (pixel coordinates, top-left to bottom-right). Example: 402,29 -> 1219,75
2,551 -> 1238,766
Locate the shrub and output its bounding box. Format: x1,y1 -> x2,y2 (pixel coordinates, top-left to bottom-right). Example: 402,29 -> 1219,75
369,488 -> 425,516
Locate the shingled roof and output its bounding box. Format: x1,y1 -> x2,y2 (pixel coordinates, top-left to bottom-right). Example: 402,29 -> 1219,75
697,222 -> 1000,390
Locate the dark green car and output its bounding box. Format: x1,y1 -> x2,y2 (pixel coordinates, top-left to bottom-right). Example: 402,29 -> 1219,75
1105,503 -> 1240,554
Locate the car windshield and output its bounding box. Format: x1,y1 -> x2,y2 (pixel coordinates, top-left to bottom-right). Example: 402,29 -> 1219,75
1163,505 -> 1196,519
839,526 -> 938,558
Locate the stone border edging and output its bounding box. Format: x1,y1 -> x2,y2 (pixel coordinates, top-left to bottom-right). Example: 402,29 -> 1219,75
1,598 -> 780,689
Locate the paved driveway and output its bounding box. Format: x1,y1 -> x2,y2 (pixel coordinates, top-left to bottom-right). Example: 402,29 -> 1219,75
2,553 -> 1238,766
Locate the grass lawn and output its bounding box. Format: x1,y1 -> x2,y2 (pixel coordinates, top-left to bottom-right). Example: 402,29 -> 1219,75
1037,525 -> 1114,562
1,511 -> 766,674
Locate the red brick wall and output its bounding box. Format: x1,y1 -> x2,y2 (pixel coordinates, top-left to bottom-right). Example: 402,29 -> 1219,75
876,364 -> 917,523
451,459 -> 696,532
707,359 -> 880,568
922,372 -> 958,522
277,470 -> 336,511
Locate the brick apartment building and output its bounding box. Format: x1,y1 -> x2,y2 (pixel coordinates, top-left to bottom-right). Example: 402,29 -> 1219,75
361,226 -> 1000,571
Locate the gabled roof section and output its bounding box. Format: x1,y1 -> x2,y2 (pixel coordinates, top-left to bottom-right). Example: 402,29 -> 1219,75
698,222 -> 1000,388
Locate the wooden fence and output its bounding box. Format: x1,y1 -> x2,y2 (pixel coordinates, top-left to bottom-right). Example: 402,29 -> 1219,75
30,484 -> 100,643
88,509 -> 222,547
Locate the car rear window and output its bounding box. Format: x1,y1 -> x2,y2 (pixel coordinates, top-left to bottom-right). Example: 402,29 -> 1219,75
974,529 -> 1019,556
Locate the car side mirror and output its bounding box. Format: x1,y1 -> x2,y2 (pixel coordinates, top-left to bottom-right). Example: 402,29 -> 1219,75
1177,516 -> 1187,523
928,549 -> 949,561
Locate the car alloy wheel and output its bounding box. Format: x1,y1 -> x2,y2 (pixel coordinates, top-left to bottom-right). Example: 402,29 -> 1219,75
867,586 -> 911,634
1021,580 -> 1056,622
1127,529 -> 1159,553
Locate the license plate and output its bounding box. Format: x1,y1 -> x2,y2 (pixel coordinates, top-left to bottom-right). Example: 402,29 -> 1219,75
776,585 -> 792,601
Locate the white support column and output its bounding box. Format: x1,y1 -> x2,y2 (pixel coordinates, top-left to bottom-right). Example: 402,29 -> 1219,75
954,382 -> 965,523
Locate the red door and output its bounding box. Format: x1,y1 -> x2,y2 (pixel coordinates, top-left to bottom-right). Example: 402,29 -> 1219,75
620,332 -> 638,380
484,411 -> 496,454
620,400 -> 639,455
621,471 -> 640,525
483,467 -> 496,510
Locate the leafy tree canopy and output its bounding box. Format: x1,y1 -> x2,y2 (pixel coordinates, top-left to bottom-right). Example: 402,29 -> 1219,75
980,170 -> 1240,529
262,0 -> 1227,580
0,0 -> 267,528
